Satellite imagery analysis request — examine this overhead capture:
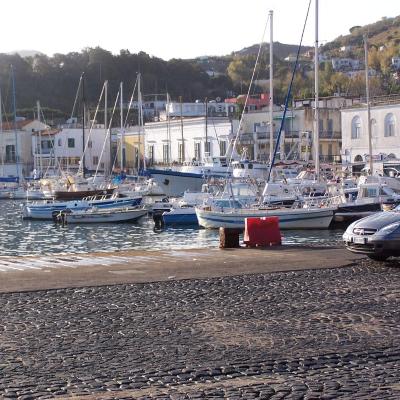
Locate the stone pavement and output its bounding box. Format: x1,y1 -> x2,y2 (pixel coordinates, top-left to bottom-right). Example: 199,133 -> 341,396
1,257 -> 400,399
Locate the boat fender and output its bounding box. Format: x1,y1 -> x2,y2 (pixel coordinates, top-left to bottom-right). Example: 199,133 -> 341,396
153,211 -> 165,231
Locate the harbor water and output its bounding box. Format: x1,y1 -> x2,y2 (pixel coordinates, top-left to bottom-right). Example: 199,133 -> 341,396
0,200 -> 344,257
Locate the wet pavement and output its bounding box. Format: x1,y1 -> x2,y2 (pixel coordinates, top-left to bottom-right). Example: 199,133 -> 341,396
1,259 -> 400,399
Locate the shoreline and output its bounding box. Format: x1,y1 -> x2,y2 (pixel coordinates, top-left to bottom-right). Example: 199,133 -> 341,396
0,245 -> 364,293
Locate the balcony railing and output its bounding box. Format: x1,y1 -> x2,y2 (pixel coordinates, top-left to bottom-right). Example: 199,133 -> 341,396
319,131 -> 341,139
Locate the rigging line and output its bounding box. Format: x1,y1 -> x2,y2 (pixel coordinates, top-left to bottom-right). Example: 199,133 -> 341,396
228,13 -> 270,170
95,88 -> 120,179
78,82 -> 106,175
211,116 -> 220,145
70,74 -> 83,122
266,0 -> 312,184
123,75 -> 139,128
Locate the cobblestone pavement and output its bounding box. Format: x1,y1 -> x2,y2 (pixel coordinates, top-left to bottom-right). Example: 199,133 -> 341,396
1,259 -> 400,399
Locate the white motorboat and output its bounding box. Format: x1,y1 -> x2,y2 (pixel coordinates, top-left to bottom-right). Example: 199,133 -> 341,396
57,206 -> 147,224
195,204 -> 334,230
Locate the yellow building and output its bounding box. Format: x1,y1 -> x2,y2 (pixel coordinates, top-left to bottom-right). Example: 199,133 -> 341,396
115,129 -> 145,173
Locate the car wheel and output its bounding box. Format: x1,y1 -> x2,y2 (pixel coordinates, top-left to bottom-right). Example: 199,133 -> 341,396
368,254 -> 389,262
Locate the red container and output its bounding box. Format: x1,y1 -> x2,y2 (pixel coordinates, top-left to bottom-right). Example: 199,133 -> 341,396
244,217 -> 281,247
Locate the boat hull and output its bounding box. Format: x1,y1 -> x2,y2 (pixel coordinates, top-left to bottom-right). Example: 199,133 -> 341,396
196,207 -> 335,230
65,208 -> 147,224
23,196 -> 142,219
54,188 -> 115,200
162,208 -> 198,226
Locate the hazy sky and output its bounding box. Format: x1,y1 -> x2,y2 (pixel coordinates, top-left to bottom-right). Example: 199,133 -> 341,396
3,0 -> 399,60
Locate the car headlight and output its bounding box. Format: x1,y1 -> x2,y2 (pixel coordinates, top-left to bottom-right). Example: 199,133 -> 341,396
345,221 -> 357,234
379,222 -> 400,234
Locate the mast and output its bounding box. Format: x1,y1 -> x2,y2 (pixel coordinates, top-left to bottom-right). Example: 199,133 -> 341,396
314,0 -> 320,181
36,100 -> 43,177
166,93 -> 170,165
364,33 -> 373,175
138,73 -> 145,171
180,95 -> 185,163
81,72 -> 86,178
120,81 -> 124,172
11,65 -> 20,180
205,97 -> 208,157
269,10 -> 274,164
0,86 -> 3,176
104,80 -> 110,176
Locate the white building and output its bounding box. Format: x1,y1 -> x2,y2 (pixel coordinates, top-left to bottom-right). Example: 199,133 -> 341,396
391,57 -> 400,70
341,101 -> 400,170
144,117 -> 233,165
159,101 -> 236,121
32,125 -> 113,175
130,99 -> 167,119
0,119 -> 49,179
331,58 -> 362,71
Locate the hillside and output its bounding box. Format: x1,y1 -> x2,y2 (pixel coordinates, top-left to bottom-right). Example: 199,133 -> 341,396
233,42 -> 312,60
322,15 -> 400,52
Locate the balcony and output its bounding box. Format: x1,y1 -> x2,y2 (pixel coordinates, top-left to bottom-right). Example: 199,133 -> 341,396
319,131 -> 341,139
319,155 -> 342,163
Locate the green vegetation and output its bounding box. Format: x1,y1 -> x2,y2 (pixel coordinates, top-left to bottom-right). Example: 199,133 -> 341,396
0,15 -> 399,125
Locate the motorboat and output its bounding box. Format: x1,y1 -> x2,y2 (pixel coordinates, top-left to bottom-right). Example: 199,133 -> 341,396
22,193 -> 142,219
195,203 -> 334,230
55,206 -> 147,224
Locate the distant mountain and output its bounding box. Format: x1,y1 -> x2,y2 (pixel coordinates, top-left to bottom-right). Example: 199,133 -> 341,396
7,50 -> 44,58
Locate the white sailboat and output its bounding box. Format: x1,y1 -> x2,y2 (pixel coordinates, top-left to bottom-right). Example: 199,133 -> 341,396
196,3 -> 335,230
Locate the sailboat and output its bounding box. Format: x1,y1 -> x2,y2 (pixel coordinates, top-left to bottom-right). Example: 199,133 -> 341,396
196,4 -> 335,230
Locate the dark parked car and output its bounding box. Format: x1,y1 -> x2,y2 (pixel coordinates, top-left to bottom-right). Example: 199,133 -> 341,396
343,209 -> 400,261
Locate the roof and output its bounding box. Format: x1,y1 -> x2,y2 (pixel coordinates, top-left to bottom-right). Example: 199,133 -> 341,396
32,128 -> 61,136
1,119 -> 34,131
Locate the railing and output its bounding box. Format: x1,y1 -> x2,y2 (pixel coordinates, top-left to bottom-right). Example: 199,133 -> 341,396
319,131 -> 341,139
319,155 -> 342,163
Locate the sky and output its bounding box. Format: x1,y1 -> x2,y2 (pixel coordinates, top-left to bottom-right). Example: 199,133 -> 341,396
2,0 -> 399,60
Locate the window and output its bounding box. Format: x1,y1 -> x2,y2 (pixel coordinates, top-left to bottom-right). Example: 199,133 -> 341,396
5,145 -> 16,163
219,140 -> 227,156
58,138 -> 62,146
328,144 -> 333,156
93,156 -> 99,165
194,142 -> 201,161
88,140 -> 92,148
351,116 -> 361,139
68,138 -> 75,148
327,119 -> 333,134
253,123 -> 261,133
318,119 -> 323,134
178,143 -> 184,163
163,144 -> 169,164
204,141 -> 211,156
384,113 -> 396,137
148,145 -> 154,165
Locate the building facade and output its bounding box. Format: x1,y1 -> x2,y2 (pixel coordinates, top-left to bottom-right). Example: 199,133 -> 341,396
0,119 -> 49,178
32,125 -> 113,175
341,101 -> 400,170
144,117 -> 233,165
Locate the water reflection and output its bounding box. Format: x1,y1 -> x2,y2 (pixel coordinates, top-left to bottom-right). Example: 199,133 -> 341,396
0,201 -> 343,256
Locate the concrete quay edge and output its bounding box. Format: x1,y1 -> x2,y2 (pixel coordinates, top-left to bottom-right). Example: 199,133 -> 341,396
0,245 -> 365,294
